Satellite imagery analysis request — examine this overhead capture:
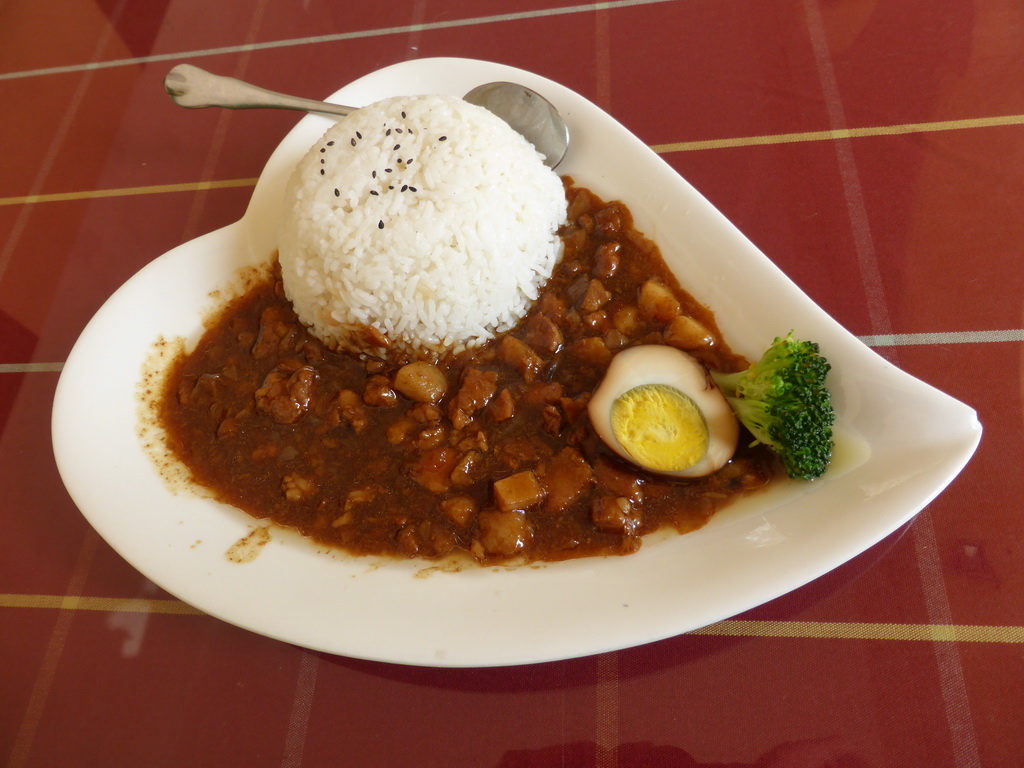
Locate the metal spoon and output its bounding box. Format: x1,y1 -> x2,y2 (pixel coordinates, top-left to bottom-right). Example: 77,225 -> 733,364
163,64 -> 569,169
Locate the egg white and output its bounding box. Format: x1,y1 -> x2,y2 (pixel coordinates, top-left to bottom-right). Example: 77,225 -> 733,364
588,345 -> 739,477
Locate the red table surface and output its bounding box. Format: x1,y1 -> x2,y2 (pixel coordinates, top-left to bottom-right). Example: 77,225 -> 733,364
2,0 -> 1022,766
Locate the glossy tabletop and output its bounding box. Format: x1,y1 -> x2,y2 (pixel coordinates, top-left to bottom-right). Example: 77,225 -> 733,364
2,1 -> 1022,766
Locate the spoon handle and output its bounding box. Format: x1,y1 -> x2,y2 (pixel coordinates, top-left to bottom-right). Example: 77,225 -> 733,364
163,64 -> 353,117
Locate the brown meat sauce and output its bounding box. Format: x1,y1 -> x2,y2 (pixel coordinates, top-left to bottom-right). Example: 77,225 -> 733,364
159,182 -> 780,564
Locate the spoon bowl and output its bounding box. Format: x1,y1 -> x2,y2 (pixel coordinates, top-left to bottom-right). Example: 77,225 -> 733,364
164,64 -> 569,168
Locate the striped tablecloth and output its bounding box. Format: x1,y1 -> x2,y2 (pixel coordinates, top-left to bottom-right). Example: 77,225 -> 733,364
2,1 -> 1021,765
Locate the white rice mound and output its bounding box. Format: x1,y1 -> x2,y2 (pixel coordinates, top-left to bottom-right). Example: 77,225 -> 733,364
278,93 -> 567,360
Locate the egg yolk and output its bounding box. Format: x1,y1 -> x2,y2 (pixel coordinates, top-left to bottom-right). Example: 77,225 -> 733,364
610,384 -> 709,472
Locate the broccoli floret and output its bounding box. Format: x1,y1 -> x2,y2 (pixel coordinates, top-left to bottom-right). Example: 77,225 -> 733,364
711,332 -> 835,480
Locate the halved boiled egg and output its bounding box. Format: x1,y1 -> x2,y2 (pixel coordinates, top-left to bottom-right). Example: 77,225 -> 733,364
588,345 -> 738,477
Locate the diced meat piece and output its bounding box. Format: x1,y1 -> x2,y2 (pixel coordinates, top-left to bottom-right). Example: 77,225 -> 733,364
440,495 -> 477,526
300,338 -> 325,364
490,388 -> 515,422
396,519 -> 457,558
541,447 -> 593,514
360,325 -> 390,351
415,424 -> 447,450
448,368 -> 497,429
454,430 -> 489,452
566,187 -> 594,221
591,496 -> 639,534
386,417 -> 417,444
476,509 -> 532,557
493,470 -> 546,512
363,375 -> 397,406
408,446 -> 458,493
536,293 -> 566,318
282,473 -> 316,502
663,315 -> 716,351
522,381 -> 563,405
409,402 -> 442,423
594,204 -> 624,236
638,279 -> 681,323
498,336 -> 544,382
450,451 -> 483,487
579,279 -> 612,313
336,389 -> 368,433
522,313 -> 563,354
592,242 -> 621,278
255,365 -> 318,424
594,456 -> 645,503
393,361 -> 448,403
558,394 -> 590,425
569,337 -> 612,366
252,305 -> 299,357
541,405 -> 563,436
583,310 -> 609,332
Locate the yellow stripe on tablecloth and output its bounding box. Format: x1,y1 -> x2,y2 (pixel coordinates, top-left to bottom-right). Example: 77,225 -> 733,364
650,114 -> 1024,153
690,620 -> 1024,644
0,593 -> 205,615
4,594 -> 1024,642
0,178 -> 260,207
3,115 -> 1023,208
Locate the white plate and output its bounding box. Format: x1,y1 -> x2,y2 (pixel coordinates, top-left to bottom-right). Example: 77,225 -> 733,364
52,58 -> 981,667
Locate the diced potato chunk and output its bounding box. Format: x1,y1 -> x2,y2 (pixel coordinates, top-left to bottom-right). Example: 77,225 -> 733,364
663,315 -> 715,351
613,306 -> 640,336
638,279 -> 680,323
393,361 -> 448,403
493,470 -> 546,512
591,496 -> 639,534
476,509 -> 532,557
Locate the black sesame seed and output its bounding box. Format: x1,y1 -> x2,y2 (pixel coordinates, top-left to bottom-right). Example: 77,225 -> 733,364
393,144 -> 401,151
396,128 -> 403,134
386,128 -> 391,136
409,186 -> 417,192
388,185 -> 394,190
320,158 -> 325,164
401,185 -> 408,192
320,169 -> 325,175
327,141 -> 335,146
401,111 -> 406,118
385,168 -> 393,173
319,147 -> 326,153
334,188 -> 340,197
370,190 -> 378,196
351,138 -> 356,146
378,220 -> 384,229
372,170 -> 377,178
356,131 -> 362,139
407,158 -> 414,165
439,136 -> 447,141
